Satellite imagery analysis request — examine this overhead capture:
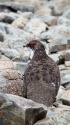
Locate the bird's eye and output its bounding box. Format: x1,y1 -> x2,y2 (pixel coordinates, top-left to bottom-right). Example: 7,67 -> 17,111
29,42 -> 35,45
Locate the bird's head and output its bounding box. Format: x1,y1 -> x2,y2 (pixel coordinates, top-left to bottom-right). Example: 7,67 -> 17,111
23,40 -> 47,51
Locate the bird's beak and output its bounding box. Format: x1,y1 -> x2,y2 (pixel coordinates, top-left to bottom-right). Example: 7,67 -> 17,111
23,44 -> 29,48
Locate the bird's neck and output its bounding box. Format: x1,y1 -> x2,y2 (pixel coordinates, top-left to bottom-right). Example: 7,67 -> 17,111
32,49 -> 48,61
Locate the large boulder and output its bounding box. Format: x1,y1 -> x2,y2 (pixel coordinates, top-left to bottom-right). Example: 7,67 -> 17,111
0,93 -> 47,125
34,105 -> 70,125
0,56 -> 23,96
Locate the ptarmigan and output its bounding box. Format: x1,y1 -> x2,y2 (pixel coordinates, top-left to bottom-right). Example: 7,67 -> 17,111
23,40 -> 60,106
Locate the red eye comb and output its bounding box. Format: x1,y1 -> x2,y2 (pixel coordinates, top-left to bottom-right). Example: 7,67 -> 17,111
29,42 -> 35,45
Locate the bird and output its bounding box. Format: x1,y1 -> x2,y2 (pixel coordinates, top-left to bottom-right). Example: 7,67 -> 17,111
23,40 -> 60,106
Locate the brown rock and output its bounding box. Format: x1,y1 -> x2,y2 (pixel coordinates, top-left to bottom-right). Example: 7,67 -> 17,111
0,56 -> 23,96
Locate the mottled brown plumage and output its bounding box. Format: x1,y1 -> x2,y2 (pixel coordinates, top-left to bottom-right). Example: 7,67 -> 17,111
24,40 -> 60,106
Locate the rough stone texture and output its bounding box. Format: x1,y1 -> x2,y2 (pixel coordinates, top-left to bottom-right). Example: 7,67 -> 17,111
34,106 -> 70,125
12,16 -> 28,29
35,15 -> 57,26
58,7 -> 70,26
0,12 -> 17,23
67,40 -> 70,49
65,50 -> 70,61
0,48 -> 20,61
56,85 -> 66,101
0,2 -> 35,13
40,25 -> 70,40
60,69 -> 70,86
49,38 -> 67,53
49,53 -> 60,64
65,61 -> 70,67
24,18 -> 47,37
0,93 -> 47,125
35,6 -> 52,16
50,0 -> 70,16
60,90 -> 70,106
0,56 -> 23,96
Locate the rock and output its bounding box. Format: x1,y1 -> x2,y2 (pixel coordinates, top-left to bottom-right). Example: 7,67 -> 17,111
49,38 -> 67,53
56,85 -> 66,101
35,15 -> 57,26
49,53 -> 60,64
0,2 -> 35,13
59,65 -> 66,71
50,0 -> 70,16
40,25 -> 70,44
0,12 -> 17,23
12,16 -> 28,29
17,11 -> 33,19
0,93 -> 47,125
35,106 -> 70,125
35,6 -> 52,16
60,69 -> 70,86
65,50 -> 70,61
39,25 -> 70,46
64,82 -> 70,90
24,18 -> 47,37
65,61 -> 70,67
67,40 -> 70,49
0,48 -> 20,61
0,31 -> 4,42
0,22 -> 33,49
13,62 -> 27,77
58,7 -> 70,26
0,56 -> 23,96
60,90 -> 70,106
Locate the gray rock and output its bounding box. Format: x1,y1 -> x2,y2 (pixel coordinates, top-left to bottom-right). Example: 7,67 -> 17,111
13,62 -> 28,76
0,22 -> 33,49
60,69 -> 70,85
60,90 -> 70,106
0,48 -> 20,61
65,50 -> 70,61
50,0 -> 70,16
65,61 -> 70,67
35,15 -> 57,26
0,2 -> 35,13
58,7 -> 70,26
24,18 -> 47,37
40,25 -> 70,43
35,106 -> 70,125
64,82 -> 70,90
49,38 -> 67,53
49,53 -> 60,64
17,12 -> 33,19
56,85 -> 66,101
0,93 -> 47,125
0,12 -> 17,23
67,40 -> 70,49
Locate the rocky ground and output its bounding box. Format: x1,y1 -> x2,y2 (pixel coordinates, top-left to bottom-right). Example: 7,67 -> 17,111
0,0 -> 70,125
